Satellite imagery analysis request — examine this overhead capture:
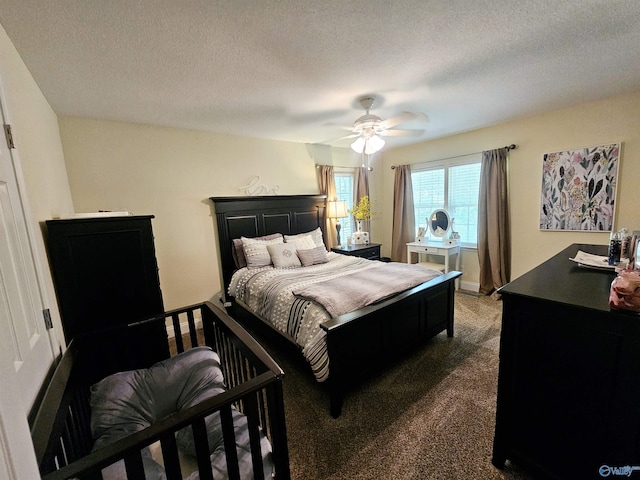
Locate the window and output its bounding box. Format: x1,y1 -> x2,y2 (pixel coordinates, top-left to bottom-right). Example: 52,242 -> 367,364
334,171 -> 355,240
411,156 -> 481,247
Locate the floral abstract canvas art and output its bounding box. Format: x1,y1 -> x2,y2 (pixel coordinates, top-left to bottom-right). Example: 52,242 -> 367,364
539,143 -> 620,231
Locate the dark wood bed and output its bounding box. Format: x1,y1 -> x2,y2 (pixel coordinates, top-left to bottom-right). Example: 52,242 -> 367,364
210,194 -> 461,418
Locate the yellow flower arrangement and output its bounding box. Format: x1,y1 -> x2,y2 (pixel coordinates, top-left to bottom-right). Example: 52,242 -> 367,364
349,195 -> 377,220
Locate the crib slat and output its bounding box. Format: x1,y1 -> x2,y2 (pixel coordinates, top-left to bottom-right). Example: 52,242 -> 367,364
221,405 -> 240,480
64,415 -> 81,463
123,451 -> 145,479
172,313 -> 184,353
160,432 -> 182,480
244,393 -> 265,480
192,417 -> 214,480
72,388 -> 93,454
266,382 -> 290,480
187,309 -> 198,347
60,425 -> 76,465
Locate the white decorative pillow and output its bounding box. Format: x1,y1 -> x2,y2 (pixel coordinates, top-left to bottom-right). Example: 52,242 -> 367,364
297,246 -> 329,267
241,236 -> 284,269
267,243 -> 301,268
287,234 -> 316,251
285,228 -> 326,251
232,233 -> 282,268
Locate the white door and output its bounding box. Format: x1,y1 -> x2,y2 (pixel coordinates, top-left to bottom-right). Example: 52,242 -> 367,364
0,84 -> 57,477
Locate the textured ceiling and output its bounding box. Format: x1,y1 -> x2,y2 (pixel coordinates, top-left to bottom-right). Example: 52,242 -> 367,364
1,0 -> 639,149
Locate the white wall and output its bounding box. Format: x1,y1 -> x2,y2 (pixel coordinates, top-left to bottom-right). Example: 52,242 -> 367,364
0,22 -> 75,478
0,24 -> 74,347
59,117 -> 379,310
382,90 -> 640,284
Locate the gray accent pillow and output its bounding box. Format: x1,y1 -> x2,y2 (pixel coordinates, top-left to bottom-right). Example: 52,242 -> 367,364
241,236 -> 284,269
298,245 -> 329,266
284,227 -> 326,251
232,233 -> 282,268
267,243 -> 301,268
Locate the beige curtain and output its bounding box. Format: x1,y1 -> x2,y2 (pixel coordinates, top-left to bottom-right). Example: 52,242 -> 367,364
317,165 -> 338,247
391,165 -> 415,262
353,166 -> 370,232
478,148 -> 511,297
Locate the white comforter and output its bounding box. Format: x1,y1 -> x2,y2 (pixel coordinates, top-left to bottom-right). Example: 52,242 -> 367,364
228,253 -> 441,382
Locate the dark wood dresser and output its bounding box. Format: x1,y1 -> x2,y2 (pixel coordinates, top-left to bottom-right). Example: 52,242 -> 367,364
45,215 -> 168,366
492,243 -> 640,479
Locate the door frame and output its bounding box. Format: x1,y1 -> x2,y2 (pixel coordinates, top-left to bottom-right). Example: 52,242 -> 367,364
0,60 -> 59,480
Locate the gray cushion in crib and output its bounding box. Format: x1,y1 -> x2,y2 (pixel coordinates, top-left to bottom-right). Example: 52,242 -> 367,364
90,346 -> 273,479
90,346 -> 225,443
90,347 -> 225,478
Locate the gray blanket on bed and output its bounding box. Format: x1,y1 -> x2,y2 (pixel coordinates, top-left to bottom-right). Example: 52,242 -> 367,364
292,262 -> 442,317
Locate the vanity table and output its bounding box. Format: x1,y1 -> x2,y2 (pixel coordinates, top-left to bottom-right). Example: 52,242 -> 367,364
406,241 -> 460,274
492,243 -> 640,479
409,208 -> 461,278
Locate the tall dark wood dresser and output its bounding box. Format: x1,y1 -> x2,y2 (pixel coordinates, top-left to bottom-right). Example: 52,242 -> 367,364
45,215 -> 168,369
492,243 -> 640,480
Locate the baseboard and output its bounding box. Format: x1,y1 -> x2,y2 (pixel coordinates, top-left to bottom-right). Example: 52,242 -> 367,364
460,280 -> 480,293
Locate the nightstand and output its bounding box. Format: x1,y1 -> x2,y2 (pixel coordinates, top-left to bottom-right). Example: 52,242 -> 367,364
331,243 -> 381,260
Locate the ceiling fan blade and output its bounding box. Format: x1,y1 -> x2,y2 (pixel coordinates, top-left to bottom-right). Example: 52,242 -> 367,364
381,111 -> 428,129
379,129 -> 425,137
323,133 -> 360,143
324,122 -> 356,131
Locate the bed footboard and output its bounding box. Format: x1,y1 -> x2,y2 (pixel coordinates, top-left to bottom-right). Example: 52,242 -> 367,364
322,271 -> 460,418
31,302 -> 290,480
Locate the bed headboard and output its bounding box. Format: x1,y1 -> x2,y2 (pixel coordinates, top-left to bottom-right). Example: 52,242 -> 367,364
210,194 -> 327,291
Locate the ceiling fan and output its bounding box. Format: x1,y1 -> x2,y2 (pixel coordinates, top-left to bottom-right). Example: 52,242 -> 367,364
337,96 -> 428,154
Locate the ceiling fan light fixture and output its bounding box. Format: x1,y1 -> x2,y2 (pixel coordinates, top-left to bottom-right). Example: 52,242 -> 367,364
351,134 -> 385,154
364,135 -> 385,154
350,136 -> 366,153
342,95 -> 425,153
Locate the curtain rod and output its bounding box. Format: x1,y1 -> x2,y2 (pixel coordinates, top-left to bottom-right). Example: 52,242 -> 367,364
390,144 -> 517,169
316,163 -> 373,171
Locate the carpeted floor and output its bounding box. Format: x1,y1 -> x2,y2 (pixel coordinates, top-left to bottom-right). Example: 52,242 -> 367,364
241,291 -> 536,480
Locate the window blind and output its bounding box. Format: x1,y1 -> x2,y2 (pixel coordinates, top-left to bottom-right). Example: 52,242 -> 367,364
334,172 -> 355,239
411,155 -> 481,246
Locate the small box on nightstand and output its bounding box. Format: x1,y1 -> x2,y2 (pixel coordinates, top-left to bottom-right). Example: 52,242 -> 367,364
353,231 -> 369,245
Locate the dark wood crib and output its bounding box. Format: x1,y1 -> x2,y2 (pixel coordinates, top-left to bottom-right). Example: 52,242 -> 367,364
30,302 -> 290,480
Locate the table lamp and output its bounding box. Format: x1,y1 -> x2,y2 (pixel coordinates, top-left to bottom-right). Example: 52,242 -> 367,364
327,200 -> 348,246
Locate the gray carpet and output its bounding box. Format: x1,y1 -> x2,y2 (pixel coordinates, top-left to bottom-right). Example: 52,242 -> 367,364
247,292 -> 536,480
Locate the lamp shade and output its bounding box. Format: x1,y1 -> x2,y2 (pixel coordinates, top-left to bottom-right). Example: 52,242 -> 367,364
364,135 -> 385,154
351,135 -> 385,154
350,136 -> 366,154
327,200 -> 348,218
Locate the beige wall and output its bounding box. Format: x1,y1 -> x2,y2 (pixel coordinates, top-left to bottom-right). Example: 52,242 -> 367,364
59,91 -> 640,305
0,24 -> 74,346
59,117 -> 379,310
382,90 -> 640,284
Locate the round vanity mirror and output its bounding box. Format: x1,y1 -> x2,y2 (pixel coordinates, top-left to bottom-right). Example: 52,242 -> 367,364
428,209 -> 451,237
